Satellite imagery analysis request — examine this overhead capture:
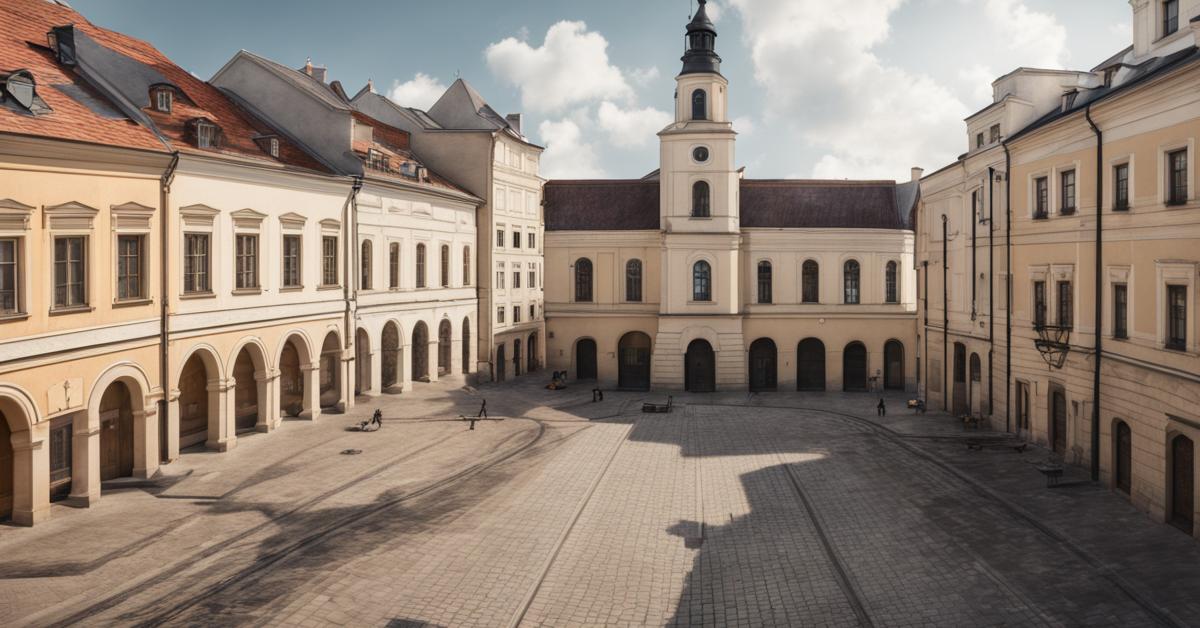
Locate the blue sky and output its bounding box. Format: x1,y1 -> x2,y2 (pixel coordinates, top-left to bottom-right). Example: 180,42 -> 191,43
70,0 -> 1131,181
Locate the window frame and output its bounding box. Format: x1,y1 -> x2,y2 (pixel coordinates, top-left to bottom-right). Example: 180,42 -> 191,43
183,232 -> 211,295
1060,169 -> 1077,215
692,260 -> 712,303
757,260 -> 773,305
692,180 -> 711,218
1163,0 -> 1179,38
440,244 -> 450,288
1166,284 -> 1187,351
496,229 -> 505,249
626,258 -> 643,303
52,235 -> 87,310
691,89 -> 708,121
462,246 -> 471,287
0,237 -> 20,316
802,260 -> 820,304
154,88 -> 172,113
1113,162 -> 1130,211
1167,148 -> 1189,206
574,258 -> 593,303
321,235 -> 339,288
843,259 -> 860,305
1033,176 -> 1049,219
497,305 -> 505,325
115,234 -> 145,302
885,260 -> 899,304
359,239 -> 373,291
1114,283 -> 1128,340
1057,280 -> 1073,329
234,233 -> 260,292
388,242 -> 400,289
281,233 -> 302,289
415,243 -> 427,289
1033,279 -> 1047,328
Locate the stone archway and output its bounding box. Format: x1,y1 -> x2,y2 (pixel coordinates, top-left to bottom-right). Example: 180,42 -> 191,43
97,381 -> 135,481
618,332 -> 652,391
355,328 -> 371,396
685,339 -> 716,393
382,322 -> 402,393
232,345 -> 267,433
575,338 -> 597,380
0,408 -> 13,520
884,340 -> 905,391
842,342 -> 867,392
412,322 -> 430,383
278,334 -> 311,418
0,389 -> 45,526
797,338 -> 826,391
179,348 -> 221,450
749,338 -> 777,392
319,332 -> 342,410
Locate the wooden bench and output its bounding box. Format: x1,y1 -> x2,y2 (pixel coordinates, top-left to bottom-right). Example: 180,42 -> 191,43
642,396 -> 673,414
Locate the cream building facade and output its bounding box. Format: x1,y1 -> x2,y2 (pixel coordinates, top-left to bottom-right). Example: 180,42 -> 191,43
918,0 -> 1200,538
543,2 -> 919,393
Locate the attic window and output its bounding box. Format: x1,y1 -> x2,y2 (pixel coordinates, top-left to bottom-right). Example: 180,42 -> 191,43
196,121 -> 218,149
152,87 -> 172,113
0,70 -> 52,116
367,149 -> 390,172
269,138 -> 279,158
1062,91 -> 1078,112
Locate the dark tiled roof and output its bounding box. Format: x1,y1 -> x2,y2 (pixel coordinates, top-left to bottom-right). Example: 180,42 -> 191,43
545,181 -> 660,231
740,180 -> 907,229
545,179 -> 915,231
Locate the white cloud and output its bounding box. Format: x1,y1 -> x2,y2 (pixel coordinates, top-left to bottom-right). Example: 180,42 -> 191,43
486,21 -> 634,114
958,63 -> 997,108
1109,22 -> 1130,40
705,0 -> 722,23
539,115 -> 606,179
732,116 -> 756,136
984,0 -> 1069,69
388,73 -> 447,109
726,0 -> 966,180
629,66 -> 661,87
597,102 -> 672,148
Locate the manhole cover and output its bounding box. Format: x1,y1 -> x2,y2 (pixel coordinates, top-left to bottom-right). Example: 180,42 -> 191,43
341,449 -> 363,456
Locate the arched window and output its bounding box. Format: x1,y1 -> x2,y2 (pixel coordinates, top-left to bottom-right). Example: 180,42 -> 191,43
415,243 -> 426,288
843,260 -> 860,304
693,261 -> 712,302
462,246 -> 471,286
388,243 -> 399,289
626,259 -> 643,302
692,181 -> 710,218
802,260 -> 820,303
440,244 -> 450,287
574,258 -> 593,302
757,261 -> 772,304
885,261 -> 898,303
691,89 -> 707,120
360,240 -> 372,290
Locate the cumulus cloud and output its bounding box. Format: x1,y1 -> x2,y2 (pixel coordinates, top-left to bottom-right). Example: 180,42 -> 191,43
597,102 -> 672,148
539,115 -> 606,179
629,66 -> 661,87
726,0 -> 966,180
958,63 -> 997,108
388,73 -> 447,109
984,0 -> 1069,69
732,116 -> 756,136
486,21 -> 634,114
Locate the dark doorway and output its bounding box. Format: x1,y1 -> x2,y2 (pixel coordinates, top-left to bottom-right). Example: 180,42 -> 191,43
462,319 -> 472,375
319,332 -> 341,409
952,343 -> 967,415
1016,382 -> 1031,435
0,410 -> 11,520
618,332 -> 652,391
438,320 -> 452,377
382,323 -> 400,392
576,339 -> 598,380
1115,421 -> 1132,494
748,338 -> 777,392
98,382 -> 134,481
842,342 -> 867,392
884,340 -> 904,390
496,344 -> 506,382
412,322 -> 429,383
685,339 -> 716,393
513,338 -> 523,377
179,353 -> 211,446
279,338 -> 304,416
527,332 -> 538,373
797,338 -> 825,391
1171,435 -> 1194,535
1051,389 -> 1067,454
355,329 -> 370,396
233,348 -> 260,432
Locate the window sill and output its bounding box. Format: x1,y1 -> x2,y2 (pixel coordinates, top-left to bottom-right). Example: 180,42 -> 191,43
232,288 -> 262,296
112,298 -> 153,309
1032,213 -> 1049,221
49,305 -> 94,317
0,312 -> 29,323
1112,205 -> 1130,212
180,291 -> 216,300
279,286 -> 304,293
318,285 -> 342,291
1060,208 -> 1077,216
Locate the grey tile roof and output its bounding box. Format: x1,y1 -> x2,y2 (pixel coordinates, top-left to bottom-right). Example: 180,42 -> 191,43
233,50 -> 351,112
545,180 -> 660,231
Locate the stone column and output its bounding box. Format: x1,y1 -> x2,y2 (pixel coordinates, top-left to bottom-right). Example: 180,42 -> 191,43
300,362 -> 321,421
166,388 -> 181,462
341,352 -> 355,411
427,340 -> 440,383
208,378 -> 235,452
10,425 -> 50,526
132,405 -> 159,479
256,370 -> 280,433
68,412 -> 100,507
366,348 -> 382,397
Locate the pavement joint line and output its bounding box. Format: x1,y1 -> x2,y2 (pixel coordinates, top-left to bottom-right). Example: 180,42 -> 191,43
506,420 -> 636,628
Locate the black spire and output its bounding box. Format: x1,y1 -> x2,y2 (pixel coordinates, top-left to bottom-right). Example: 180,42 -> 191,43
681,0 -> 721,76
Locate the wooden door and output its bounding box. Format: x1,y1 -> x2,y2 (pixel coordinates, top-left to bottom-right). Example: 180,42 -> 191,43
618,333 -> 651,391
99,384 -> 134,481
1172,435 -> 1194,534
884,341 -> 904,390
749,339 -> 777,392
685,340 -> 715,393
797,339 -> 825,391
1052,390 -> 1067,454
576,339 -> 597,380
496,344 -> 506,382
1116,422 -> 1132,494
842,343 -> 867,392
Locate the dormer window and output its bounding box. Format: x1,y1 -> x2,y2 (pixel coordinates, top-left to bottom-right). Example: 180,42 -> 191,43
989,124 -> 1001,144
196,121 -> 217,149
153,87 -> 172,113
269,138 -> 279,158
1163,0 -> 1179,37
0,70 -> 52,116
367,149 -> 390,172
1062,91 -> 1078,112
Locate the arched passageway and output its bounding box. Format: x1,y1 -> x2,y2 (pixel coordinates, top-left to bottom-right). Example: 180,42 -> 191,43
319,332 -> 342,410
232,347 -> 263,432
842,342 -> 867,392
412,322 -> 430,383
279,338 -> 304,417
1170,435 -> 1194,535
98,381 -> 135,481
749,338 -> 777,392
685,339 -> 716,393
797,339 -> 825,391
618,332 -> 652,391
438,320 -> 452,377
355,329 -> 371,396
527,332 -> 538,373
884,340 -> 905,391
0,409 -> 11,520
575,339 -> 597,380
496,344 -> 507,382
179,352 -> 215,449
382,322 -> 401,392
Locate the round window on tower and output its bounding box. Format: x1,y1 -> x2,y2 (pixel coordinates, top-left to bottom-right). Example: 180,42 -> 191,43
692,146 -> 710,163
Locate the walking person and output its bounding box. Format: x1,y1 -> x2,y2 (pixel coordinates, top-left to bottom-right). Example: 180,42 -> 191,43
877,398 -> 886,417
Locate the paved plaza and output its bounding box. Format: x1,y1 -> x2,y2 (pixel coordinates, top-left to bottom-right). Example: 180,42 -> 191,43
2,377 -> 1200,627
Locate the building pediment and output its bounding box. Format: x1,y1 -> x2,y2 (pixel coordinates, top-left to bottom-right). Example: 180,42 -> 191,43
43,201 -> 99,230
0,198 -> 35,231
110,201 -> 156,231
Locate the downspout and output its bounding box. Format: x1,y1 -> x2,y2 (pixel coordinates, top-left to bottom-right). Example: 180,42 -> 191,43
988,166 -> 996,417
1085,105 -> 1103,482
343,176 -> 362,400
484,135 -> 498,382
971,174 -> 978,321
942,214 -> 949,411
922,260 -> 929,398
1003,142 -> 1013,434
157,151 -> 179,464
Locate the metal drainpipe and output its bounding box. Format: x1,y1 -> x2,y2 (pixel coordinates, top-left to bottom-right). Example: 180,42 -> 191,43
1003,142 -> 1013,434
157,151 -> 179,464
922,260 -> 929,397
988,166 -> 996,418
343,176 -> 362,403
971,170 -> 978,321
942,214 -> 949,411
1085,105 -> 1103,482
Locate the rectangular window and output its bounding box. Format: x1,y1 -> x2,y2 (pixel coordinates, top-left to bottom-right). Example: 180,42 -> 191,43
155,89 -> 172,113
1167,284 -> 1187,350
197,122 -> 216,149
1168,149 -> 1188,205
976,133 -> 984,149
496,229 -> 505,248
53,236 -> 86,308
530,303 -> 536,321
989,124 -> 1001,144
513,305 -> 521,323
497,306 -> 505,324
512,231 -> 521,249
235,234 -> 259,290
1060,170 -> 1076,214
0,238 -> 18,314
389,244 -> 400,289
440,245 -> 450,287
1057,281 -> 1073,328
184,233 -> 210,293
1164,0 -> 1179,37
528,232 -> 536,249
322,236 -> 338,286
513,270 -> 521,289
1034,280 -> 1047,327
1114,164 -> 1130,211
282,235 -> 302,288
496,267 -> 505,290
116,234 -> 144,300
1114,283 -> 1128,339
1035,177 -> 1049,219
529,270 -> 536,290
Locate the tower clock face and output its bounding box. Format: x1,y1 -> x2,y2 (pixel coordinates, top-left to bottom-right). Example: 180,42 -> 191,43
692,146 -> 710,163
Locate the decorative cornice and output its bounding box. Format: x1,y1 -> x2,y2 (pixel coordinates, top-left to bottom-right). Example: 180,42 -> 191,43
43,201 -> 99,230
279,212 -> 308,227
110,201 -> 156,232
0,199 -> 34,231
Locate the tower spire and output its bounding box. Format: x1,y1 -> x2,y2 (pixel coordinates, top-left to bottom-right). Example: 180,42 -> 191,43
681,0 -> 721,75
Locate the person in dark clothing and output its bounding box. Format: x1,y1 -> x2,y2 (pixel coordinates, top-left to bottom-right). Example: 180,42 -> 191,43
877,398 -> 886,416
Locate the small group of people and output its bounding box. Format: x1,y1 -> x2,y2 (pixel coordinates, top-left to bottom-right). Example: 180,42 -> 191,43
546,370 -> 570,390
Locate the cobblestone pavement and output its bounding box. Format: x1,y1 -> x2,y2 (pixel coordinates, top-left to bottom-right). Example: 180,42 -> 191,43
2,377 -> 1200,627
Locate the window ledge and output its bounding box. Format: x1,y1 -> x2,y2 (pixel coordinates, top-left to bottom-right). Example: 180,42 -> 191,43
232,288 -> 262,296
180,291 -> 216,300
0,312 -> 29,323
318,285 -> 342,291
279,286 -> 304,293
49,305 -> 94,317
112,298 -> 153,309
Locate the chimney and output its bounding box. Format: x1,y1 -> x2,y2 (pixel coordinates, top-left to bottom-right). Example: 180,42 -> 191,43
506,113 -> 523,135
367,78 -> 374,93
911,167 -> 924,182
304,57 -> 313,76
312,66 -> 327,83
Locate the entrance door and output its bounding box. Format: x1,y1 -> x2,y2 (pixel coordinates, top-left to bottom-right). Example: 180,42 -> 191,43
617,332 -> 652,391
1171,435 -> 1194,534
438,321 -> 452,377
685,340 -> 716,393
749,339 -> 777,392
842,342 -> 867,392
952,343 -> 967,415
320,332 -> 341,409
884,340 -> 904,390
797,339 -> 825,391
0,411 -> 12,520
576,339 -> 597,380
1051,390 -> 1067,454
527,332 -> 538,373
496,344 -> 507,382
513,339 -> 522,377
98,383 -> 134,481
1115,421 -> 1132,494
